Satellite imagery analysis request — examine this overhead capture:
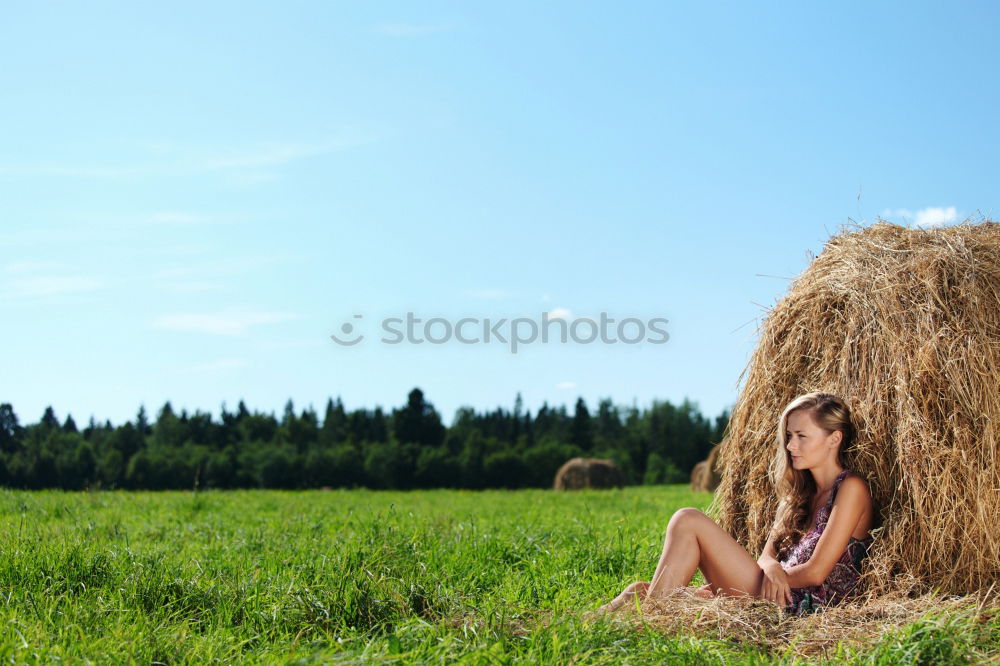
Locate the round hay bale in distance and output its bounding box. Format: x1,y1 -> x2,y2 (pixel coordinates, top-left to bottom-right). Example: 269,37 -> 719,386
691,443 -> 723,492
553,457 -> 625,490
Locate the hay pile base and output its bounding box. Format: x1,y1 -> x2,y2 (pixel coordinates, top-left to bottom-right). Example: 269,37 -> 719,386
598,584 -> 999,660
710,220 -> 1000,598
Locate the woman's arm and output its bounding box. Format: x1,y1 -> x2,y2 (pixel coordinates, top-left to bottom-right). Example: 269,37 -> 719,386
798,476 -> 871,587
757,505 -> 794,604
758,500 -> 786,568
759,533 -> 821,588
758,532 -> 780,567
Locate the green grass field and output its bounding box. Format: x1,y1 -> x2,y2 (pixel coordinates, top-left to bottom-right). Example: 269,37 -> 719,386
0,486 -> 995,664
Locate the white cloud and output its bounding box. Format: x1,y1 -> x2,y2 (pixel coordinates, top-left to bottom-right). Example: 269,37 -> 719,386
464,288 -> 512,299
0,274 -> 104,301
258,337 -> 327,350
181,357 -> 250,373
0,164 -> 144,179
546,307 -> 572,320
151,309 -> 299,336
555,381 -> 577,390
0,134 -> 378,181
146,251 -> 300,294
148,212 -> 217,226
196,139 -> 365,170
157,281 -> 231,294
913,206 -> 958,228
145,243 -> 214,257
219,170 -> 280,187
149,252 -> 299,280
879,206 -> 959,228
374,21 -> 458,36
0,211 -> 244,249
5,261 -> 62,273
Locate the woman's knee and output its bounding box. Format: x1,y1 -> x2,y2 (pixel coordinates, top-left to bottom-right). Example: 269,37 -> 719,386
667,507 -> 705,532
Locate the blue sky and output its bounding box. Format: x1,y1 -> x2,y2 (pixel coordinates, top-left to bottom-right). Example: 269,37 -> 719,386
2,2 -> 997,428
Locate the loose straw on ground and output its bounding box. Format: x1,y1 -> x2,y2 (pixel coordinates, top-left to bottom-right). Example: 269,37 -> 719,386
598,582 -> 998,659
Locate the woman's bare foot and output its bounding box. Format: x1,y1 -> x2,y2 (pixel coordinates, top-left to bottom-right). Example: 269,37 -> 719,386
595,581 -> 650,614
693,583 -> 715,599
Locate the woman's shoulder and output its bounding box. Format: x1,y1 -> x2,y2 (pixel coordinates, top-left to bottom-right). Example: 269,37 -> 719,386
836,471 -> 873,503
840,470 -> 870,488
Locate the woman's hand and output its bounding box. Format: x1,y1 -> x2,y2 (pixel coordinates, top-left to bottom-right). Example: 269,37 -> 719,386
759,562 -> 793,607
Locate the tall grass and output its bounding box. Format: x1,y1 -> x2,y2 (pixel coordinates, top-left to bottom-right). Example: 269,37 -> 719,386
0,487 -> 994,664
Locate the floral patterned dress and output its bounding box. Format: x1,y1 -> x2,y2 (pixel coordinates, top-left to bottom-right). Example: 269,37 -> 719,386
778,469 -> 873,616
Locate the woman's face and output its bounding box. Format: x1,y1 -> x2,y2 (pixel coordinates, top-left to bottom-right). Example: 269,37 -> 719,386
785,408 -> 841,470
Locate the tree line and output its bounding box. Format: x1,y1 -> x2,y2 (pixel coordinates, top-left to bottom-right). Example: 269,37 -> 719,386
0,388 -> 729,490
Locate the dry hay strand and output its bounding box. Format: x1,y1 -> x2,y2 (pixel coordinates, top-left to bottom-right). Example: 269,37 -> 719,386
599,582 -> 999,659
708,219 -> 1000,598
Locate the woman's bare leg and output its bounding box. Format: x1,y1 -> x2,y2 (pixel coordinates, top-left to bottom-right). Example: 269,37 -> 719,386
595,581 -> 650,613
646,508 -> 765,599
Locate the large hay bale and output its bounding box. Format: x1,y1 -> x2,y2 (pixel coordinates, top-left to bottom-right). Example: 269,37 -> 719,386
709,220 -> 1000,597
691,444 -> 723,492
553,457 -> 624,490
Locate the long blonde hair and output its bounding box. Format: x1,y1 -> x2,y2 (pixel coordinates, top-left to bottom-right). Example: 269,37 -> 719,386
768,392 -> 855,560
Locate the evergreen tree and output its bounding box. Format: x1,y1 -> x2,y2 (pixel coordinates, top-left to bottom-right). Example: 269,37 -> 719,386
521,407 -> 535,446
570,397 -> 593,451
153,402 -> 183,449
714,407 -> 731,443
594,398 -> 623,448
112,422 -> 143,462
218,402 -> 240,450
279,401 -> 318,453
392,388 -> 445,447
0,404 -> 23,453
62,414 -> 78,434
512,392 -> 523,443
40,406 -> 60,431
320,397 -> 348,447
136,405 -> 151,436
370,407 -> 389,443
82,415 -> 99,440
